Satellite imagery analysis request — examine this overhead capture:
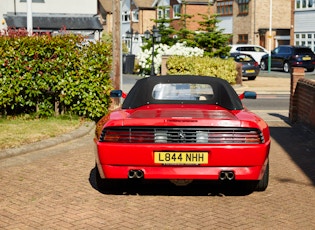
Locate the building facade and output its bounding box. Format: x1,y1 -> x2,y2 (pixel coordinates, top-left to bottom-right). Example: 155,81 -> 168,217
0,0 -> 102,40
217,0 -> 291,50
293,0 -> 315,52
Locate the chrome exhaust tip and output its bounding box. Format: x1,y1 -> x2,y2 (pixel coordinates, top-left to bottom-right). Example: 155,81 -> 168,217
128,170 -> 136,179
219,171 -> 235,181
128,170 -> 144,179
226,171 -> 235,180
135,170 -> 144,179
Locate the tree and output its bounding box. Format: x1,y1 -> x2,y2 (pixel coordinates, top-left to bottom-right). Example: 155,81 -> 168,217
174,1 -> 197,47
194,13 -> 231,57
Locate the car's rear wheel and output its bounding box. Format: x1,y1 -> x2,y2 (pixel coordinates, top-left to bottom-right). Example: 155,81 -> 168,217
283,62 -> 290,73
247,76 -> 257,80
95,164 -> 118,191
306,67 -> 314,72
255,162 -> 269,191
260,60 -> 267,70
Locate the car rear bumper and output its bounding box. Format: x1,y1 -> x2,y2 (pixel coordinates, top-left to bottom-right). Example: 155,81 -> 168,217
100,163 -> 268,180
291,61 -> 315,69
242,68 -> 260,77
96,142 -> 270,181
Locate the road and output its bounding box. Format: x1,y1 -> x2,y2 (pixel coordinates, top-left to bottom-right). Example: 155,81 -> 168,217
259,69 -> 315,79
0,72 -> 314,229
243,94 -> 289,111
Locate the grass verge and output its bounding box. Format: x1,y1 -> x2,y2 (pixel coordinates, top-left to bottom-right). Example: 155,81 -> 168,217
0,115 -> 86,150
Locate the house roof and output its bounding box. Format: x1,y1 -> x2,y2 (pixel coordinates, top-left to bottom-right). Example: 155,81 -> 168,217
133,0 -> 155,9
4,13 -> 103,31
99,0 -> 113,13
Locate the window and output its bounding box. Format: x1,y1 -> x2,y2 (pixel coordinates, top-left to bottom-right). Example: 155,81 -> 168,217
122,11 -> 130,22
165,8 -> 170,19
296,0 -> 314,9
173,4 -> 181,19
217,0 -> 233,16
238,0 -> 249,15
132,10 -> 139,22
157,6 -> 170,19
295,32 -> 315,52
158,8 -> 163,19
278,47 -> 291,54
20,0 -> 45,2
152,83 -> 214,101
238,34 -> 248,44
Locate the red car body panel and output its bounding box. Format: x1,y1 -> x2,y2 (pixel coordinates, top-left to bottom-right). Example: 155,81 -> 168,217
95,104 -> 270,181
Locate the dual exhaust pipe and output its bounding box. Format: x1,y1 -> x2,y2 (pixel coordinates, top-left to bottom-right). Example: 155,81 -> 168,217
219,171 -> 235,181
128,169 -> 234,180
128,170 -> 144,179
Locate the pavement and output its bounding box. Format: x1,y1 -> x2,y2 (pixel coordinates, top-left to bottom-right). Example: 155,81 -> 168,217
1,72 -> 315,229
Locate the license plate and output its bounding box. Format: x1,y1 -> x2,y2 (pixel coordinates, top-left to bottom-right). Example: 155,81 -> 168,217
245,69 -> 255,73
303,56 -> 311,60
154,152 -> 208,164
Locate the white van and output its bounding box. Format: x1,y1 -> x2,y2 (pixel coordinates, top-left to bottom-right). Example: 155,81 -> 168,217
229,44 -> 268,65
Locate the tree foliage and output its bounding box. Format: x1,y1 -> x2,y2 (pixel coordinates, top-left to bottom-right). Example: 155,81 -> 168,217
150,9 -> 231,58
194,14 -> 231,57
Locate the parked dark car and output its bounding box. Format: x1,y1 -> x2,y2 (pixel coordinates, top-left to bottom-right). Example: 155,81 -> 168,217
260,45 -> 315,73
230,52 -> 260,80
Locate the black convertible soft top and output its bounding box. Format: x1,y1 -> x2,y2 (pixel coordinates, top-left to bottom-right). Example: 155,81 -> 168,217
122,75 -> 243,110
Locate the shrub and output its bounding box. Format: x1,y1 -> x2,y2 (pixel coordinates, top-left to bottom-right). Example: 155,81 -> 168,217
166,56 -> 237,84
137,42 -> 203,76
0,32 -> 113,120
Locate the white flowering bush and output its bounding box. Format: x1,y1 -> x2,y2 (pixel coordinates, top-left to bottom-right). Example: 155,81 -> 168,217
137,42 -> 204,76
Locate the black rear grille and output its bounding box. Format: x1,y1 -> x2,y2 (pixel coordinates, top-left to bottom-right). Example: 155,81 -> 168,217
100,127 -> 264,144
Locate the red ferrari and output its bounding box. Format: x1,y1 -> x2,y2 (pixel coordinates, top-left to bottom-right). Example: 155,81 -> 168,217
94,75 -> 270,192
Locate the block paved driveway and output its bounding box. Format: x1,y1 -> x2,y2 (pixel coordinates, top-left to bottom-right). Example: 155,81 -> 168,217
1,121 -> 315,229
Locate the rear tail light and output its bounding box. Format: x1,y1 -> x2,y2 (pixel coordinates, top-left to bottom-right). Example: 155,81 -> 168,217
100,127 -> 264,144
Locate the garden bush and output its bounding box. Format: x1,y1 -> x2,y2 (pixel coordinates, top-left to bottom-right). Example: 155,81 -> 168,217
166,56 -> 237,84
0,32 -> 113,120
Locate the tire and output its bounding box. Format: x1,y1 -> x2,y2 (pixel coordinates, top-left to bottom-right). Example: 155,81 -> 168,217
283,62 -> 290,73
255,162 -> 269,191
247,76 -> 257,80
260,60 -> 267,70
95,164 -> 107,191
95,164 -> 118,191
306,67 -> 314,72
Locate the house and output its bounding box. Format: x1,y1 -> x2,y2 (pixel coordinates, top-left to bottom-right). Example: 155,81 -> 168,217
98,0 -> 113,34
169,0 -> 215,32
123,0 -> 155,55
131,0 -> 156,34
215,0 -> 291,50
292,0 -> 315,52
150,0 -> 214,33
0,0 -> 102,40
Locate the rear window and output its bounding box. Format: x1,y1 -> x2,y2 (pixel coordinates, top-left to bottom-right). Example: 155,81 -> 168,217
152,83 -> 214,101
235,46 -> 266,53
237,47 -> 255,52
234,54 -> 254,62
295,48 -> 314,55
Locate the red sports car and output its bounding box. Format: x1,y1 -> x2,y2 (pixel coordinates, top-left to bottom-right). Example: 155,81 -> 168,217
94,75 -> 270,192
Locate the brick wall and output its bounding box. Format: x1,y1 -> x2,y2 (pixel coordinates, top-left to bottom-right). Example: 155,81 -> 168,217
290,68 -> 315,129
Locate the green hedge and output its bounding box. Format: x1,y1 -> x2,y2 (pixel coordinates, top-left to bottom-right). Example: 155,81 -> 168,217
0,34 -> 113,120
166,56 -> 237,84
